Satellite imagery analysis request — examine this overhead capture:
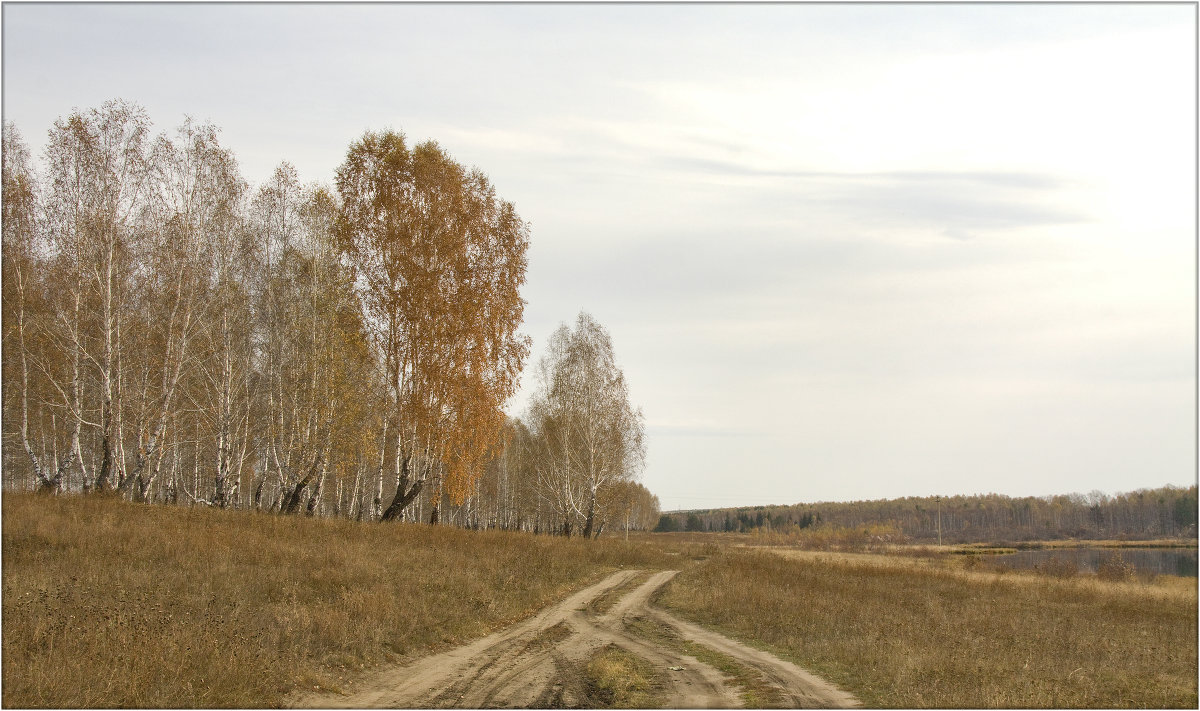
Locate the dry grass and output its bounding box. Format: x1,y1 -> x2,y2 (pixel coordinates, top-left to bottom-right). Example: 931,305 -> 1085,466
745,522 -> 907,551
768,548 -> 1197,600
660,548 -> 1198,708
582,644 -> 663,708
1,493 -> 673,708
631,530 -> 754,547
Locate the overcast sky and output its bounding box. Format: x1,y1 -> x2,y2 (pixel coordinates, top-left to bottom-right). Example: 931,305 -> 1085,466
3,3 -> 1195,510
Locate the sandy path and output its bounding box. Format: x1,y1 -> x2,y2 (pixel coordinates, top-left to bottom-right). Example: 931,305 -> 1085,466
294,569 -> 859,709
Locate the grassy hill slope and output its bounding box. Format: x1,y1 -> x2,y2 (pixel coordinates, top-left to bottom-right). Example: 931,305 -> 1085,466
1,493 -> 670,707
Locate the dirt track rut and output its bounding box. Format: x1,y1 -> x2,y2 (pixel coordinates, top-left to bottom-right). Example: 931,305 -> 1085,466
295,569 -> 860,709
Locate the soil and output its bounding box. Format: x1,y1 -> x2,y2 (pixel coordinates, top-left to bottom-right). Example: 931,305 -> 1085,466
293,569 -> 860,709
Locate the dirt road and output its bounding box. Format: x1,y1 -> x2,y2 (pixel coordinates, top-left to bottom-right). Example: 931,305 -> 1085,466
295,569 -> 860,709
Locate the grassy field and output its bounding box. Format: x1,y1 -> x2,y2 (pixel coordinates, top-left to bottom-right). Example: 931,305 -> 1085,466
1,493 -> 673,708
4,494 -> 1196,708
658,548 -> 1198,708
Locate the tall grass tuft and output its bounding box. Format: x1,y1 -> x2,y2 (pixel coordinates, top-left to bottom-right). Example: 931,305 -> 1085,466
583,645 -> 662,708
660,549 -> 1197,708
2,493 -> 672,708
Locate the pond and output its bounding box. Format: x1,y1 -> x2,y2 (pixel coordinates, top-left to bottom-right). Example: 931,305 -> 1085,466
986,547 -> 1198,578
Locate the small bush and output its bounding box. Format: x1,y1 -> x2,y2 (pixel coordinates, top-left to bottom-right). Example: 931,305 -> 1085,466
1096,551 -> 1136,582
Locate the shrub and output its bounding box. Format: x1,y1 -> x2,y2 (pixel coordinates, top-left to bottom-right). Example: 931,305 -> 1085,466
1096,551 -> 1136,582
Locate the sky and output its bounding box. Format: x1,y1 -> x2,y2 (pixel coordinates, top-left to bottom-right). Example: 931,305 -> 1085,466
2,2 -> 1195,511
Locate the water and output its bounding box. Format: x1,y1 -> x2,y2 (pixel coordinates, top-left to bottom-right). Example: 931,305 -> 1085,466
986,547 -> 1198,578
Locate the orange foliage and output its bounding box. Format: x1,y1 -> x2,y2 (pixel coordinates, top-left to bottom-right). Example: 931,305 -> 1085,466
337,131 -> 530,514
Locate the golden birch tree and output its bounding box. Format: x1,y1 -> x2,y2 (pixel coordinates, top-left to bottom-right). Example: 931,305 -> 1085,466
336,130 -> 530,523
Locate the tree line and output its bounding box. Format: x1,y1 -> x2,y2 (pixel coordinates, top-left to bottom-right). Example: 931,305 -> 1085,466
2,99 -> 657,536
658,485 -> 1197,542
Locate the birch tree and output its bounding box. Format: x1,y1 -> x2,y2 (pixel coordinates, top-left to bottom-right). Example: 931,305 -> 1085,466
529,312 -> 646,538
39,100 -> 155,492
251,164 -> 321,511
279,185 -> 379,515
2,123 -> 77,492
601,480 -> 660,539
109,119 -> 246,503
336,130 -> 529,523
14,102 -> 200,501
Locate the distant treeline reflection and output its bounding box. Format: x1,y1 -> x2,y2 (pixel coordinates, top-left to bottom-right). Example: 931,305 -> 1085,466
990,548 -> 1198,578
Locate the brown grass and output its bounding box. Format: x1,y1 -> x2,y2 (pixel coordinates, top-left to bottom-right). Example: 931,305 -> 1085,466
746,522 -> 907,551
659,548 -> 1198,708
1,493 -> 673,708
582,644 -> 663,708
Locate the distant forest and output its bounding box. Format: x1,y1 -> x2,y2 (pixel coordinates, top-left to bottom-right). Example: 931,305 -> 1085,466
657,485 -> 1198,542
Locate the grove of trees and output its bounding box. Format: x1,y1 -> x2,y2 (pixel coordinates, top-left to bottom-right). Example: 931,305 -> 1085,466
1,100 -> 658,537
657,485 -> 1198,542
